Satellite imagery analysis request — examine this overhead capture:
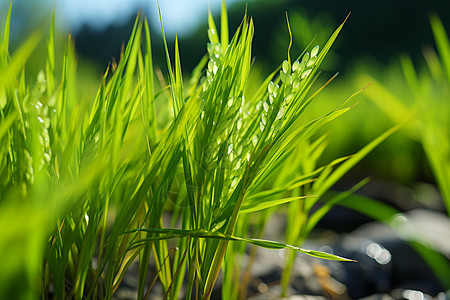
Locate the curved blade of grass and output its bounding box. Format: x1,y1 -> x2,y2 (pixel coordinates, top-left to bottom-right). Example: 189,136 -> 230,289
245,177 -> 316,204
240,195 -> 315,214
125,228 -> 356,262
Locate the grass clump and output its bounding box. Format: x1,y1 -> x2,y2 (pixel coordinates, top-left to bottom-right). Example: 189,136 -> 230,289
0,2 -> 403,299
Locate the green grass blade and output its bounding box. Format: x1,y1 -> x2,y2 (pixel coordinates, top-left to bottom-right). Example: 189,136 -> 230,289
1,1 -> 12,55
158,6 -> 184,116
173,36 -> 184,113
430,14 -> 450,81
143,17 -> 156,143
208,8 -> 220,45
126,228 -> 356,262
221,0 -> 229,50
400,54 -> 420,96
46,10 -> 56,98
421,125 -> 450,216
240,195 -> 314,214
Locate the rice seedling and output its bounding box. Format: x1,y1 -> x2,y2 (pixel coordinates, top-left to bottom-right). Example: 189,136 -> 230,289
0,1 -> 404,299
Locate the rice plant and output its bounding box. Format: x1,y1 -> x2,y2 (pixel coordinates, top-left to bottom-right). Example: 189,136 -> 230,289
0,1 -> 402,299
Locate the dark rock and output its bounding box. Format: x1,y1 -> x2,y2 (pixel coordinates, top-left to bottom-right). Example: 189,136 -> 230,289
330,209 -> 450,298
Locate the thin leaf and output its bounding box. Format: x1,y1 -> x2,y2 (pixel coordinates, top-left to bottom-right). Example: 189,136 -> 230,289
430,14 -> 450,81
125,228 -> 356,262
240,195 -> 314,214
220,0 -> 229,50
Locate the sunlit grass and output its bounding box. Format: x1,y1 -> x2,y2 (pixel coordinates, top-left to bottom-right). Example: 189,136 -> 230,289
1,1 -> 440,300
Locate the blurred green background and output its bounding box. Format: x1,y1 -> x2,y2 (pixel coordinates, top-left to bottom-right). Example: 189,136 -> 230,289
2,0 -> 449,70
